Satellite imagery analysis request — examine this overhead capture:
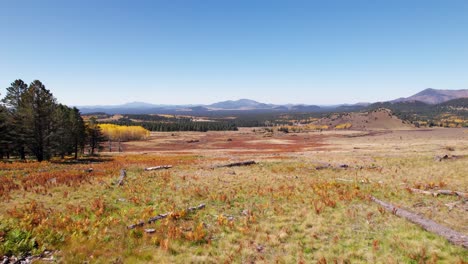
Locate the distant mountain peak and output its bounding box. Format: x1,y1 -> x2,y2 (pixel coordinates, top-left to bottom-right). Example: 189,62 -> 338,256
391,88 -> 468,104
121,101 -> 157,108
208,99 -> 269,109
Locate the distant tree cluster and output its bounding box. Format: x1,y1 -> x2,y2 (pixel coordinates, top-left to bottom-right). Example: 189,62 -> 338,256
0,80 -> 105,161
139,120 -> 238,132
98,124 -> 150,152
367,100 -> 468,128
99,124 -> 150,141
102,118 -> 238,132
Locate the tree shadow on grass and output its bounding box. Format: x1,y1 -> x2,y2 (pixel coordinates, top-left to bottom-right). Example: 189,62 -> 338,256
51,155 -> 114,165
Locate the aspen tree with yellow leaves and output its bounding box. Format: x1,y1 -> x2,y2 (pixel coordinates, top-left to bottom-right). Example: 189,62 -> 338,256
99,124 -> 150,152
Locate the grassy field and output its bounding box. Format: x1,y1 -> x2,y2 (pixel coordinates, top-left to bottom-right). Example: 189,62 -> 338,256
0,128 -> 467,263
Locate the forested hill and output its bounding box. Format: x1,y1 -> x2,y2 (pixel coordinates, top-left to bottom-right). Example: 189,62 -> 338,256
366,98 -> 468,126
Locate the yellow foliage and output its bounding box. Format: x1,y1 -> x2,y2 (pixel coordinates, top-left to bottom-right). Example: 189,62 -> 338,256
99,124 -> 150,141
335,123 -> 352,129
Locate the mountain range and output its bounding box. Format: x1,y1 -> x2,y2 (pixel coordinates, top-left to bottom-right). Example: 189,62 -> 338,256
391,88 -> 468,104
78,88 -> 467,114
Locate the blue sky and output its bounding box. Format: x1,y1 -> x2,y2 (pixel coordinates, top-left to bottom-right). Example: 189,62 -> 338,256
0,0 -> 467,105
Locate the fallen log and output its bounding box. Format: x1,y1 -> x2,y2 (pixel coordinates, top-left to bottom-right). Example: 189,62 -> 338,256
316,164 -> 351,170
145,165 -> 173,171
315,163 -> 331,170
215,160 -> 256,168
117,169 -> 126,186
128,203 -> 206,229
370,196 -> 468,248
409,188 -> 467,198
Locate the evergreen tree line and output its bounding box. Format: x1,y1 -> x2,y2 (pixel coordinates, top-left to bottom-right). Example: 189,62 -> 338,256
104,118 -> 238,132
140,121 -> 238,132
0,80 -> 105,161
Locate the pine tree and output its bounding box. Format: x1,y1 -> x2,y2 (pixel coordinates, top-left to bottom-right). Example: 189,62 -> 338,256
70,107 -> 86,159
0,99 -> 10,159
53,104 -> 74,159
2,79 -> 90,161
21,80 -> 58,161
2,79 -> 28,159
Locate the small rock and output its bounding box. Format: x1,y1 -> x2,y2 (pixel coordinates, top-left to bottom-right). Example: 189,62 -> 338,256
256,244 -> 265,253
47,177 -> 57,184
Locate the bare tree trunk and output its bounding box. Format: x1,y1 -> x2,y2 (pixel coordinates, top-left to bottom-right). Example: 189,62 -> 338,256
74,140 -> 78,160
20,146 -> 25,160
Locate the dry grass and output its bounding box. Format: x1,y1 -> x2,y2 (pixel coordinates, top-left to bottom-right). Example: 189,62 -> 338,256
0,128 -> 467,263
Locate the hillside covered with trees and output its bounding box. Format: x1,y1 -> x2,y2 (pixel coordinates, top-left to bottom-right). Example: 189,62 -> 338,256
366,98 -> 468,127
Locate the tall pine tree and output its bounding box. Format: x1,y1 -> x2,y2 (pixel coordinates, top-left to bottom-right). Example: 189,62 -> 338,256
2,79 -> 28,159
70,107 -> 86,159
21,80 -> 57,161
0,97 -> 10,159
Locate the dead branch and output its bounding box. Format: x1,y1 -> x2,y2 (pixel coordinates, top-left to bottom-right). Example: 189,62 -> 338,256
144,165 -> 173,171
128,203 -> 206,229
315,163 -> 352,170
370,196 -> 468,248
409,188 -> 467,198
434,154 -> 449,162
445,201 -> 466,211
117,169 -> 126,186
335,178 -> 373,184
145,229 -> 156,234
335,178 -> 353,183
434,154 -> 464,162
436,190 -> 467,198
408,188 -> 437,196
215,160 -> 256,168
315,163 -> 332,170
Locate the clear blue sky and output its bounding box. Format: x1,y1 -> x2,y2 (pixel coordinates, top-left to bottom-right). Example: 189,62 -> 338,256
1,0 -> 467,105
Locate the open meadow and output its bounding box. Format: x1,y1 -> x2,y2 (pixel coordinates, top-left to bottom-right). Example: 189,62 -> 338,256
1,128 -> 467,263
